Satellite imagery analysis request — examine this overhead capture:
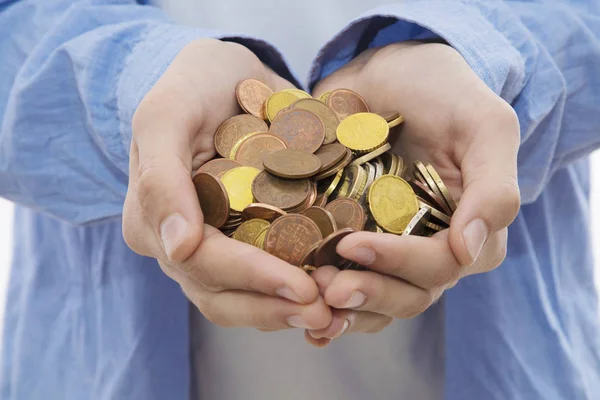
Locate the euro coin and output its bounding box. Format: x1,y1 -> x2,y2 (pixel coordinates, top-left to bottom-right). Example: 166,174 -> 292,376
368,175 -> 419,234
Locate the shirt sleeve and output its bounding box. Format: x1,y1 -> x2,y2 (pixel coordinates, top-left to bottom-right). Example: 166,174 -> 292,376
0,0 -> 297,224
307,0 -> 600,205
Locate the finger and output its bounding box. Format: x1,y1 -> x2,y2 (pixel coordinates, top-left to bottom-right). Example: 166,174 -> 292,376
304,330 -> 332,348
132,97 -> 204,263
323,270 -> 443,319
310,265 -> 340,296
307,308 -> 392,339
449,101 -> 521,266
182,284 -> 332,330
176,225 -> 320,304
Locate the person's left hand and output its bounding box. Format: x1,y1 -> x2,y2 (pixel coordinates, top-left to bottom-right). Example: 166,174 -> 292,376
304,42 -> 520,347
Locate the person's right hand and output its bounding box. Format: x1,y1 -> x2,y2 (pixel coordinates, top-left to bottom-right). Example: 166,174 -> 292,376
122,38 -> 331,331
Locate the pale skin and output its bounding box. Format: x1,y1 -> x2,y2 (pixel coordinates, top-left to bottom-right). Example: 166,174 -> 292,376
123,39 -> 520,345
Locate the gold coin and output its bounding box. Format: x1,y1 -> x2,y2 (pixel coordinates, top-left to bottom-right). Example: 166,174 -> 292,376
337,113 -> 389,151
359,162 -> 377,206
233,218 -> 270,245
380,152 -> 398,175
324,170 -> 344,197
351,143 -> 392,166
229,131 -> 262,159
368,175 -> 419,234
318,91 -> 332,103
343,164 -> 368,201
220,166 -> 261,212
282,88 -> 312,99
414,161 -> 445,203
425,163 -> 457,213
424,220 -> 446,232
252,225 -> 270,249
265,91 -> 299,122
388,114 -> 405,129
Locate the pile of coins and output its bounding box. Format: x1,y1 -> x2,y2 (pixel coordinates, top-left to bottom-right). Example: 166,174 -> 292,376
193,79 -> 456,271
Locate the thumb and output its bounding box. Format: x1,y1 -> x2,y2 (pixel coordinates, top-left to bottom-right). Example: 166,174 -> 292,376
132,110 -> 205,263
449,108 -> 521,266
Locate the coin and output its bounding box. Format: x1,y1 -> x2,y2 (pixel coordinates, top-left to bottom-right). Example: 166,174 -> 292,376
340,164 -> 367,201
318,91 -> 332,103
359,162 -> 376,206
262,149 -> 322,179
236,78 -> 273,120
241,203 -> 287,222
291,98 -> 340,144
265,91 -> 300,122
220,166 -> 261,212
417,199 -> 451,226
388,115 -> 405,129
320,170 -> 344,197
314,228 -> 354,267
380,152 -> 398,175
196,159 -> 242,177
269,109 -> 325,153
314,143 -> 347,171
313,148 -> 353,181
424,221 -> 446,232
233,218 -> 270,245
351,143 -> 392,166
302,206 -> 337,238
299,242 -> 320,268
214,115 -> 268,158
325,198 -> 365,231
371,158 -> 384,179
327,89 -> 369,121
251,171 -> 310,210
253,225 -> 269,249
395,155 -> 406,178
229,132 -> 263,160
410,174 -> 451,216
282,88 -> 312,99
264,214 -> 323,266
414,161 -> 445,204
403,207 -> 430,236
425,162 -> 457,213
193,172 -> 230,229
336,113 -> 389,152
314,193 -> 328,208
286,181 -> 317,213
234,133 -> 287,170
368,175 -> 419,234
377,110 -> 400,122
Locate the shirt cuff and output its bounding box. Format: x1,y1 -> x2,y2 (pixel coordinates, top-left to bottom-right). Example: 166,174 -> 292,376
307,1 -> 526,103
117,23 -> 300,165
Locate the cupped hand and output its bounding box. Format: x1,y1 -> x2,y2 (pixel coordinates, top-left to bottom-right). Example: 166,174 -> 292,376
122,38 -> 331,331
305,41 -> 520,344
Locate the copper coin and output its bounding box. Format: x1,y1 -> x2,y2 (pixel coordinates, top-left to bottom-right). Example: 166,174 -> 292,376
236,78 -> 273,120
262,149 -> 322,179
269,109 -> 325,153
326,89 -> 369,121
314,143 -> 347,171
196,159 -> 242,177
290,98 -> 340,144
193,172 -> 230,229
214,114 -> 268,158
286,181 -> 317,213
234,133 -> 287,170
302,206 -> 337,238
264,214 -> 323,266
314,228 -> 354,267
377,110 -> 400,122
314,193 -> 328,208
325,198 -> 365,231
251,170 -> 310,210
241,203 -> 287,222
313,148 -> 353,181
409,179 -> 452,216
299,242 -> 320,267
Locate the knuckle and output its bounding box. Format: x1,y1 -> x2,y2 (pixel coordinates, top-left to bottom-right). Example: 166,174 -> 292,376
500,180 -> 522,221
136,162 -> 163,214
402,290 -> 434,319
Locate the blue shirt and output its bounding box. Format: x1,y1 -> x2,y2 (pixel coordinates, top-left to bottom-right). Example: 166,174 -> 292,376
1,0 -> 600,399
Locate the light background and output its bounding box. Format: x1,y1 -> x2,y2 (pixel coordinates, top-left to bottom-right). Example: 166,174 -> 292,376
0,154 -> 599,331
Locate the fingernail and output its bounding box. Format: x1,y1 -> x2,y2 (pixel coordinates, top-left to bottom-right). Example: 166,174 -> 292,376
308,330 -> 322,339
160,213 -> 189,260
462,218 -> 489,265
287,315 -> 311,329
276,286 -> 302,303
331,319 -> 350,339
346,246 -> 376,266
342,291 -> 366,308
